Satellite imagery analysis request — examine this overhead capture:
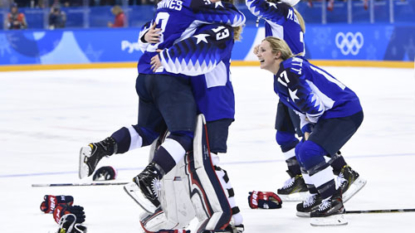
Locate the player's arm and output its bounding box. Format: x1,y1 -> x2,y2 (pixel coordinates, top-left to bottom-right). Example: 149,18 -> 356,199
138,21 -> 160,52
196,2 -> 246,27
282,66 -> 325,122
154,24 -> 234,75
246,0 -> 289,22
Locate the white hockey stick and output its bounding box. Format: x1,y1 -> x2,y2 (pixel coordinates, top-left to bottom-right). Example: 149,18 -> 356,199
31,182 -> 128,187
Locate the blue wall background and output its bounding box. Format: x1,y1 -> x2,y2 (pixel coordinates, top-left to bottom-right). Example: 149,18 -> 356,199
0,23 -> 414,66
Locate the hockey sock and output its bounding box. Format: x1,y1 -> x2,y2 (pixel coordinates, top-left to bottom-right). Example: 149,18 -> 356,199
152,132 -> 193,174
328,152 -> 347,175
111,125 -> 159,154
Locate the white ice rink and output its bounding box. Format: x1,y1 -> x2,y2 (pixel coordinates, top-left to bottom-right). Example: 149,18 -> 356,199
1,66 -> 415,233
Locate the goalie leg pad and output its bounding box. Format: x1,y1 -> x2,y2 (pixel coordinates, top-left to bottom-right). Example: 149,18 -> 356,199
188,114 -> 232,232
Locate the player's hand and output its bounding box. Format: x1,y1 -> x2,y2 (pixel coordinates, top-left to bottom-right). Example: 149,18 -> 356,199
40,195 -> 74,214
144,22 -> 161,44
253,44 -> 260,55
53,204 -> 85,224
150,54 -> 162,72
248,191 -> 282,209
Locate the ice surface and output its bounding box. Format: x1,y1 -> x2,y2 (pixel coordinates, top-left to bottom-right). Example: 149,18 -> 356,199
1,66 -> 414,232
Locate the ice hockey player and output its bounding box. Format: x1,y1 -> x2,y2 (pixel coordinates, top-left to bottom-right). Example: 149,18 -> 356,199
255,36 -> 364,225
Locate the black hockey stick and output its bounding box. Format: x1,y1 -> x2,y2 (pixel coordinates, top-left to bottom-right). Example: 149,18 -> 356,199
346,208 -> 415,214
31,182 -> 129,187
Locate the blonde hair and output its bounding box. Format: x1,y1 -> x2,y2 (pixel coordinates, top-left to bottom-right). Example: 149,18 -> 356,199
262,37 -> 293,60
233,26 -> 243,41
293,8 -> 305,33
111,5 -> 123,15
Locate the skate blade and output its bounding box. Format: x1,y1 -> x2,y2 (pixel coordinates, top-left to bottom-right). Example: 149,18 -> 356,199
79,146 -> 91,179
296,211 -> 311,218
124,182 -> 157,213
343,177 -> 367,203
310,214 -> 348,227
279,192 -> 308,202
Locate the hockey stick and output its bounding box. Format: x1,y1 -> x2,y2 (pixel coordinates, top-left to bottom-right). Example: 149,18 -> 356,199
346,208 -> 415,214
31,182 -> 129,187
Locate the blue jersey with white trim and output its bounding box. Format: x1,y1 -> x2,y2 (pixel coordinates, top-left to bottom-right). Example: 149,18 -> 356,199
159,23 -> 235,121
246,0 -> 305,55
138,0 -> 245,75
274,57 -> 362,120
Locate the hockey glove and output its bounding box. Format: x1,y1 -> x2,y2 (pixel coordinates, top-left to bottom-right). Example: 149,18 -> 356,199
57,214 -> 87,233
40,195 -> 74,214
53,204 -> 85,224
92,166 -> 117,181
248,191 -> 282,209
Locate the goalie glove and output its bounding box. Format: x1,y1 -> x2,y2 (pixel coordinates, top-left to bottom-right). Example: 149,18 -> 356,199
53,204 -> 86,224
248,191 -> 282,209
57,214 -> 87,233
92,166 -> 117,181
40,195 -> 74,214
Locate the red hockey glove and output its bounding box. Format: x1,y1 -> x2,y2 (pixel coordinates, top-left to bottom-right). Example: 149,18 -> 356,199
248,191 -> 282,209
40,195 -> 74,214
53,204 -> 85,224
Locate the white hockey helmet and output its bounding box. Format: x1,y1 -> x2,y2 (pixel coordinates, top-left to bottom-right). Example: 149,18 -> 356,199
279,0 -> 301,7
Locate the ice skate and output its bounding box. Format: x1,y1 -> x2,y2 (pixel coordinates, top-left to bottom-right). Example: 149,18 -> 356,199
124,162 -> 163,213
296,193 -> 322,217
217,223 -> 244,233
79,137 -> 116,179
336,165 -> 367,203
310,190 -> 348,226
277,172 -> 308,202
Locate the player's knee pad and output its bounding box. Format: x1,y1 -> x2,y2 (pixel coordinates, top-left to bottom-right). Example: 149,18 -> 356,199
276,131 -> 299,152
296,140 -> 327,172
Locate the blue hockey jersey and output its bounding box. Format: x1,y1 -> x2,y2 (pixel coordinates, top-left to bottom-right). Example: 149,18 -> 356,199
274,57 -> 362,121
138,0 -> 245,75
159,24 -> 236,121
246,0 -> 305,55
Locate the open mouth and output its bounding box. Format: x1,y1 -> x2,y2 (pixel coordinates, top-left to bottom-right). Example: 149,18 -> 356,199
259,59 -> 264,63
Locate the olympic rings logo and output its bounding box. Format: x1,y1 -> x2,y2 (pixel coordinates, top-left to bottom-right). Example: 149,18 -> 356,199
335,32 -> 364,56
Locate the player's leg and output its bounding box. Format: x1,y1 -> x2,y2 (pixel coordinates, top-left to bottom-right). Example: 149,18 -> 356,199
303,111 -> 364,218
275,102 -> 307,197
79,74 -> 164,179
207,119 -> 244,233
128,74 -> 197,212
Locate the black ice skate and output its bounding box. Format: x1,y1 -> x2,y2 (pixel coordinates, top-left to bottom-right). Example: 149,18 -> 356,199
336,165 -> 367,203
277,171 -> 308,202
296,193 -> 322,217
309,190 -> 348,226
310,190 -> 345,218
124,162 -> 163,213
79,137 -> 117,179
